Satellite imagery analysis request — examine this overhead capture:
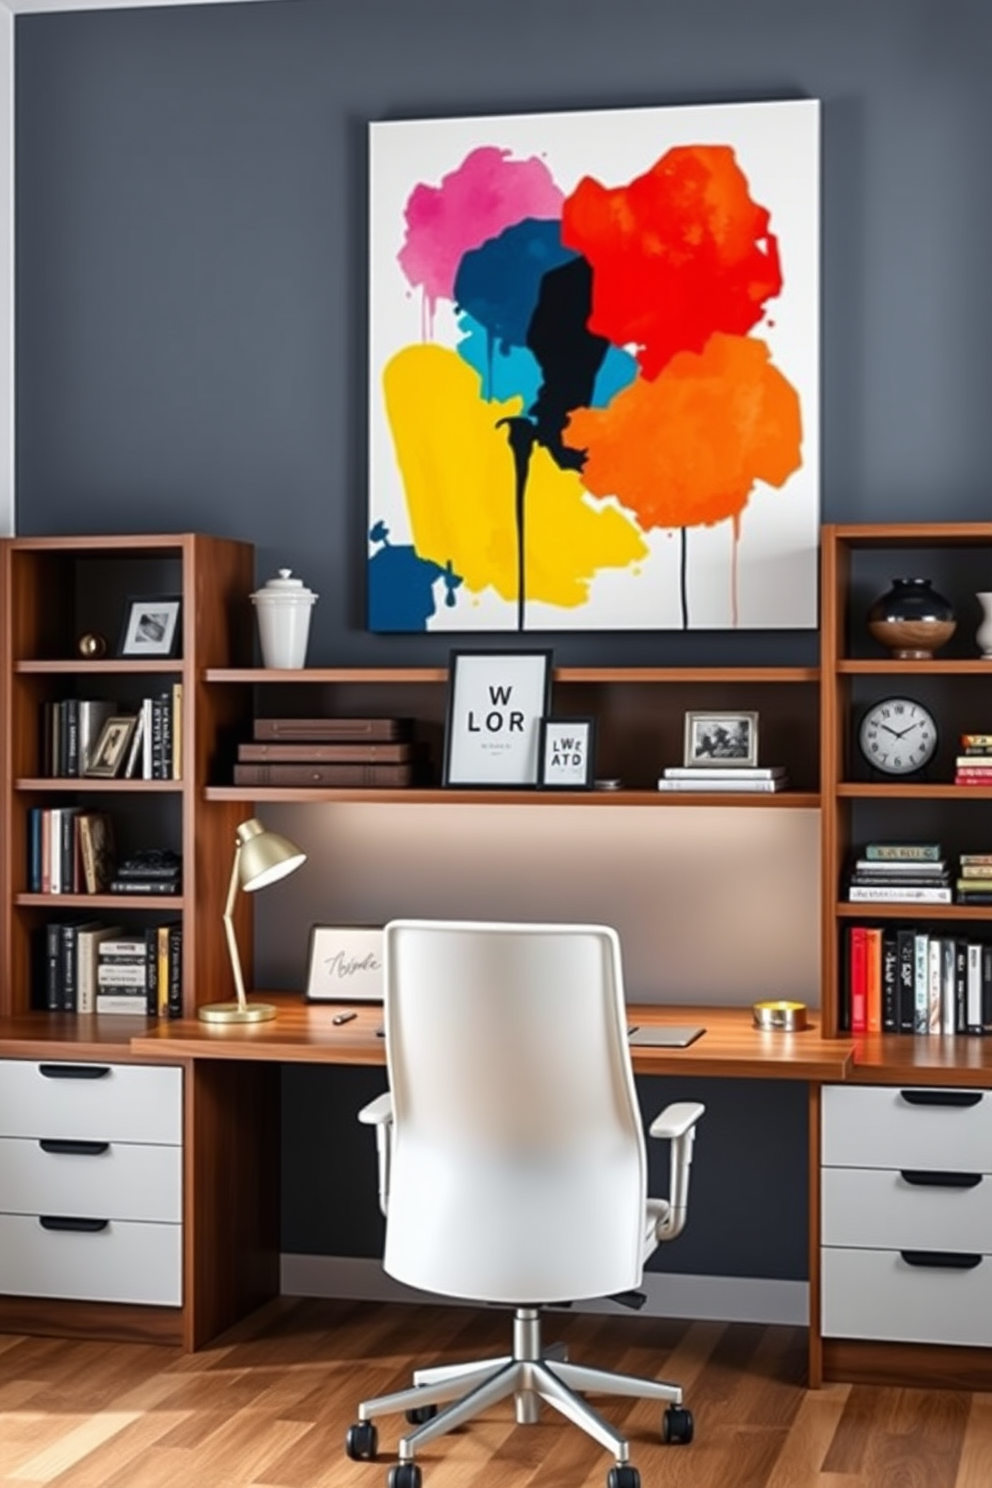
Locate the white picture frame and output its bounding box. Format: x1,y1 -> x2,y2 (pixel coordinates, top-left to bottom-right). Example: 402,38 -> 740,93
304,926 -> 384,1003
538,717 -> 596,790
443,649 -> 553,787
118,595 -> 182,658
683,710 -> 759,768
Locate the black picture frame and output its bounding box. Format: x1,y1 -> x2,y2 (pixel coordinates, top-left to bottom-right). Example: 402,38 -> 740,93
118,596 -> 183,659
442,649 -> 553,788
538,717 -> 596,790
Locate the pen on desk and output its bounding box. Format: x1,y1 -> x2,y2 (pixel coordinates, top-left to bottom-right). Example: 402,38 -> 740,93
332,1011 -> 357,1026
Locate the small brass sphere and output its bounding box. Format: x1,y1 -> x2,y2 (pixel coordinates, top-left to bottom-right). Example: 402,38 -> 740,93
78,631 -> 107,659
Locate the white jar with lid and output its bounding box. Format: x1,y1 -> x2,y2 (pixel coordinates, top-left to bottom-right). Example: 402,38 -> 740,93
250,569 -> 318,669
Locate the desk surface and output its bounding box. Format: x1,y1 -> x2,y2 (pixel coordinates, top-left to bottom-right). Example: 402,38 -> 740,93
129,995 -> 854,1081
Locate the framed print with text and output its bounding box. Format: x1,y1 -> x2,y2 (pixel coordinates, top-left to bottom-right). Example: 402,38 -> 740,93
538,717 -> 596,790
305,926 -> 384,1004
443,649 -> 552,787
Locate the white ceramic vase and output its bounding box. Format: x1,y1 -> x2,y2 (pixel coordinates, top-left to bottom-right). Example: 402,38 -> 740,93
977,592 -> 992,659
250,569 -> 318,668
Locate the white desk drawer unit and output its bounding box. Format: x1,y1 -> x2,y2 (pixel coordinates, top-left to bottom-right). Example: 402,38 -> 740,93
0,1059 -> 183,1307
821,1084 -> 992,1347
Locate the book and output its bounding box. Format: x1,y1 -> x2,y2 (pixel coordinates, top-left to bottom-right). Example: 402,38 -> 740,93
95,992 -> 149,1015
849,925 -> 868,1034
896,928 -> 916,1033
253,716 -> 412,742
983,945 -> 992,1034
966,942 -> 983,1034
60,918 -> 103,1011
958,863 -> 992,878
78,812 -> 116,894
237,740 -> 415,764
960,853 -> 992,865
914,931 -> 930,1033
172,681 -> 183,780
941,936 -> 957,1036
960,734 -> 992,748
659,765 -> 786,780
862,843 -> 942,861
865,926 -> 883,1033
76,924 -> 124,1013
656,776 -> 786,793
849,873 -> 949,887
167,921 -> 183,1018
233,761 -> 415,787
123,711 -> 145,779
928,937 -> 943,1034
109,878 -> 181,895
848,885 -> 953,903
881,928 -> 899,1032
852,857 -> 947,875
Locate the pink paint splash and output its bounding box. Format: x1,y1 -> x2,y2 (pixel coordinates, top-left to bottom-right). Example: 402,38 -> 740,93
398,146 -> 564,335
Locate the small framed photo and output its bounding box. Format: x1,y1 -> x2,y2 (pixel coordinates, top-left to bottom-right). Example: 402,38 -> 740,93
118,596 -> 182,658
83,715 -> 139,778
443,649 -> 553,788
305,925 -> 384,1004
684,711 -> 759,768
539,718 -> 596,790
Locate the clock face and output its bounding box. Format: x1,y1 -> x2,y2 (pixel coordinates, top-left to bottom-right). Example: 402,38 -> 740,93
858,697 -> 938,776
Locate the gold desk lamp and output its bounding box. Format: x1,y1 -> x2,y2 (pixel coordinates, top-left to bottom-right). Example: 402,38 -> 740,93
199,817 -> 307,1024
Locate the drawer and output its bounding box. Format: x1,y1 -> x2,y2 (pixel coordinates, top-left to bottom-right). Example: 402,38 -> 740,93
0,1060 -> 182,1144
822,1245 -> 992,1347
822,1165 -> 992,1253
822,1084 -> 992,1171
0,1136 -> 181,1224
0,1213 -> 181,1306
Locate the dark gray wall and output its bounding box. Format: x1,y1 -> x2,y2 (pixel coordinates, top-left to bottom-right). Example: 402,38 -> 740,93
15,0 -> 992,1275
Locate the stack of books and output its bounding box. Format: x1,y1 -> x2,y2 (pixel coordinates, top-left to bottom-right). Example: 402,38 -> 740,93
233,717 -> 416,788
956,854 -> 992,904
955,733 -> 992,786
110,848 -> 182,897
844,922 -> 992,1035
657,765 -> 788,794
847,842 -> 951,903
96,924 -> 182,1016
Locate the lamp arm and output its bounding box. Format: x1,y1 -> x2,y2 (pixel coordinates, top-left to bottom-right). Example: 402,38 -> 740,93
222,847 -> 248,1011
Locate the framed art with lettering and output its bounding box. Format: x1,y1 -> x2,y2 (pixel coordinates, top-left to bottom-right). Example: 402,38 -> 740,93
304,925 -> 384,1004
443,648 -> 553,788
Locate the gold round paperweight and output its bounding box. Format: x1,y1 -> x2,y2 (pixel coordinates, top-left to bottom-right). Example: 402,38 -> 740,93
78,631 -> 107,659
752,999 -> 808,1032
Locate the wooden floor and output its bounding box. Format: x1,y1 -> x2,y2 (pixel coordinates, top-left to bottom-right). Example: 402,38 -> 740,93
1,1299 -> 991,1487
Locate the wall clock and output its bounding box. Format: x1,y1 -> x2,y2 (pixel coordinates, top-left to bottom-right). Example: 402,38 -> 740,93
857,697 -> 938,777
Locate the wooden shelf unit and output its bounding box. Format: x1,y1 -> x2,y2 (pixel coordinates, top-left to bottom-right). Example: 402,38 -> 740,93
0,533 -> 255,1021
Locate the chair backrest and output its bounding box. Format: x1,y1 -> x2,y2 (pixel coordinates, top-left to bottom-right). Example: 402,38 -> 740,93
381,919 -> 647,1304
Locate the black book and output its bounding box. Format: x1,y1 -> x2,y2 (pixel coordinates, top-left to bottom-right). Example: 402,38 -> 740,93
110,879 -> 181,895
881,929 -> 899,1032
63,699 -> 80,777
44,921 -> 61,1011
115,849 -> 182,880
168,922 -> 183,1018
896,928 -> 916,1033
983,945 -> 992,1034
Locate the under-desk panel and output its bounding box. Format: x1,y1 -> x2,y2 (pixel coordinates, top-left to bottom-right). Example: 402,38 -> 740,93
130,996 -> 852,1081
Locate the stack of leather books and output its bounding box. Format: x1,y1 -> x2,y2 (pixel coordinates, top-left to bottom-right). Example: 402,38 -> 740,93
234,717 -> 417,787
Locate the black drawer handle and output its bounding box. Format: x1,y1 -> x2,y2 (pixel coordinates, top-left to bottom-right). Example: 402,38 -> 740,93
899,1089 -> 983,1108
38,1216 -> 109,1233
39,1139 -> 110,1157
900,1169 -> 982,1188
900,1249 -> 983,1270
38,1064 -> 111,1081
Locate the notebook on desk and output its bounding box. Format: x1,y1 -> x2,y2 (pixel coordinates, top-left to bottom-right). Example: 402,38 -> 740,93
627,1025 -> 704,1048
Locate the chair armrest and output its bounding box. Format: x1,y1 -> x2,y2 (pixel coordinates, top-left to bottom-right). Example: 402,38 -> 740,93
358,1091 -> 393,1214
647,1100 -> 705,1244
359,1092 -> 394,1126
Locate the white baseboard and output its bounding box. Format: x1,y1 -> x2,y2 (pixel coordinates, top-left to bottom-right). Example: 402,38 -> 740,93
280,1254 -> 809,1327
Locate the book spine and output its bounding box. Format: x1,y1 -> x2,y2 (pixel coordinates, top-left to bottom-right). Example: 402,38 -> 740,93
657,765 -> 785,781
232,761 -> 414,787
60,923 -> 78,1012
64,699 -> 80,776
27,807 -> 43,893
967,942 -> 984,1034
655,778 -> 783,793
95,994 -> 148,1015
109,879 -> 181,895
49,808 -> 62,894
237,740 -> 414,764
913,932 -> 930,1033
896,928 -> 916,1033
881,928 -> 899,1032
848,886 -> 953,902
928,938 -> 943,1035
849,925 -> 867,1034
252,717 -> 410,742
172,682 -> 183,780
159,693 -> 173,782
864,926 -> 883,1034
983,945 -> 992,1033
168,923 -> 183,1018
156,924 -> 170,1017
863,843 -> 941,861
940,936 -> 957,1037
97,963 -> 148,987
147,930 -> 159,1015
45,921 -> 61,1012
955,938 -> 968,1035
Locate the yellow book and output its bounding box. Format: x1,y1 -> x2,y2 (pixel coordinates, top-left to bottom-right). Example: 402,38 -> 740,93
172,682 -> 183,780
157,924 -> 170,1017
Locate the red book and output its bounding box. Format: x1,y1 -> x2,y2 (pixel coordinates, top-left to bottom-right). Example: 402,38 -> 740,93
849,925 -> 868,1034
864,926 -> 883,1034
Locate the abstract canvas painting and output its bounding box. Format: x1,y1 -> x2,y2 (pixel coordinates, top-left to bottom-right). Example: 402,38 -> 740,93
368,99 -> 819,633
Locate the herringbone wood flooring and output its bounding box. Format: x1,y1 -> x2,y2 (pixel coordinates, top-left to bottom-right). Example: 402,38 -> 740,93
1,1299 -> 991,1487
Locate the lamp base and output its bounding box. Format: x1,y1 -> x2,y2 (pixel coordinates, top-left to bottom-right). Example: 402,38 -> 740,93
197,1000 -> 277,1024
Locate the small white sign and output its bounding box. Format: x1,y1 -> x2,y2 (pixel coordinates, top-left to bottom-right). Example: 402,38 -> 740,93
305,926 -> 383,1003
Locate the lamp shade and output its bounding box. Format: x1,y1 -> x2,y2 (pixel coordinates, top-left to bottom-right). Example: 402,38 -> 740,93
235,818 -> 307,892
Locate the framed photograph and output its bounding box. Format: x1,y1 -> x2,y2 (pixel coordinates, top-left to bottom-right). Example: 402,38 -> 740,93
539,718 -> 596,790
305,925 -> 384,1004
684,711 -> 759,768
83,715 -> 139,778
443,649 -> 553,788
118,596 -> 182,658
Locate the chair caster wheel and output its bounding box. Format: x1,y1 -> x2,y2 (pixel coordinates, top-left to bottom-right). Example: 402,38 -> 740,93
662,1404 -> 694,1444
345,1421 -> 378,1460
405,1401 -> 438,1424
607,1466 -> 640,1488
388,1464 -> 422,1488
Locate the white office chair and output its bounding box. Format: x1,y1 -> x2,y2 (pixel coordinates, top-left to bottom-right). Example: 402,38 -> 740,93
346,919 -> 705,1488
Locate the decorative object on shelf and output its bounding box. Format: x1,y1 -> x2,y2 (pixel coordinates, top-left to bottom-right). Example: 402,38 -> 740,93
82,714 -> 139,778
752,1000 -> 808,1032
975,592 -> 992,658
856,696 -> 938,777
866,577 -> 955,659
305,926 -> 384,1004
442,649 -> 552,788
368,99 -> 820,635
118,595 -> 182,658
538,717 -> 596,790
250,568 -> 318,668
199,818 -> 307,1025
593,778 -> 623,791
683,710 -> 759,768
77,630 -> 107,659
